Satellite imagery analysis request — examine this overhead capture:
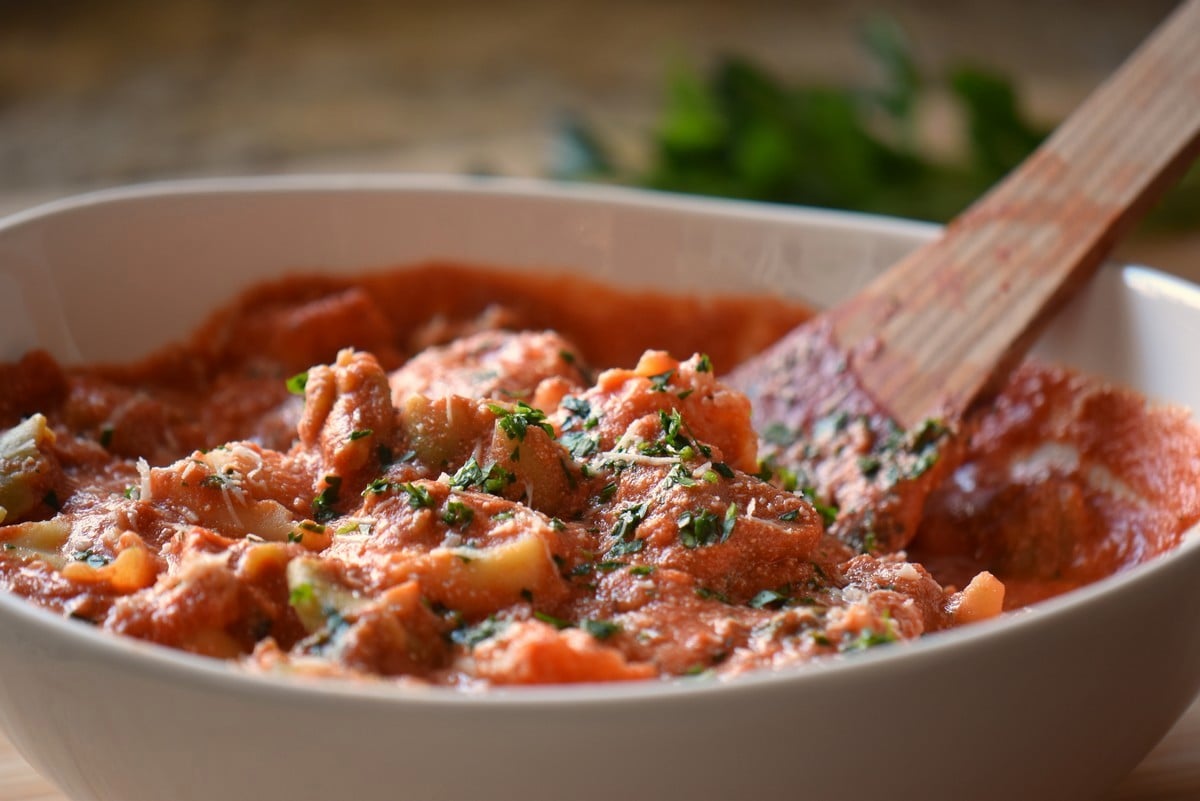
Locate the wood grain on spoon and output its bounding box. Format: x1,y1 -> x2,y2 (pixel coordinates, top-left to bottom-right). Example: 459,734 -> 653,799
832,0 -> 1200,430
729,0 -> 1200,553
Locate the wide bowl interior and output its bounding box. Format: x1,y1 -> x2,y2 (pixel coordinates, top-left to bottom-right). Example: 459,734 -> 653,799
2,175 -> 1200,801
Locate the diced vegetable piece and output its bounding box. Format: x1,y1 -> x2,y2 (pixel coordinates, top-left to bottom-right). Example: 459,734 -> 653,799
0,414 -> 58,524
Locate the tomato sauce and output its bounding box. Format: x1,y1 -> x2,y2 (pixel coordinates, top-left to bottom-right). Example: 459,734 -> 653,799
0,263 -> 1197,686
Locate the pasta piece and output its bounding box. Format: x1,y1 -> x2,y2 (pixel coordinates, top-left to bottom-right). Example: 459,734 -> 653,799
0,414 -> 60,524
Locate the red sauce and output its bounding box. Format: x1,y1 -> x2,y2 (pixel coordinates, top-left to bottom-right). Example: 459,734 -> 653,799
1,263 -> 1197,686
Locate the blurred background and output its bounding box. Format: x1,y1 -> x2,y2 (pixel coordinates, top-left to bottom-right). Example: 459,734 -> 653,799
0,0 -> 1196,277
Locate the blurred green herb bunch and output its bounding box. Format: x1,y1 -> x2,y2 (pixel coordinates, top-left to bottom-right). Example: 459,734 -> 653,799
552,17 -> 1197,227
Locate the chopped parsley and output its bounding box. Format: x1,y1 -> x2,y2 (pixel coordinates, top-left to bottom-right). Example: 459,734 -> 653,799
288,582 -> 315,606
400,482 -> 436,510
285,371 -> 309,395
298,521 -> 326,533
844,624 -> 897,651
678,503 -> 737,548
451,616 -> 508,649
581,618 -> 621,640
695,586 -> 731,604
71,549 -> 109,568
561,429 -> 600,459
638,408 -> 711,461
449,457 -> 515,496
312,475 -> 343,522
857,454 -> 882,478
799,487 -> 839,528
362,478 -> 392,496
200,472 -> 233,489
348,428 -> 373,441
560,396 -> 601,459
711,462 -> 735,479
533,610 -> 572,630
488,401 -> 555,442
442,500 -> 474,528
761,422 -> 794,447
609,538 -> 646,557
812,410 -> 850,439
648,369 -> 675,392
749,589 -> 790,609
611,502 -> 649,544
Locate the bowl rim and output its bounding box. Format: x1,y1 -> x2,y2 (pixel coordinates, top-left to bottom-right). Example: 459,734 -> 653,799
2,173 -> 1197,708
0,172 -> 944,242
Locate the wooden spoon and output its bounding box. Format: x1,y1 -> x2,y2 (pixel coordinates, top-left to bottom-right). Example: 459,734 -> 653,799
728,0 -> 1200,553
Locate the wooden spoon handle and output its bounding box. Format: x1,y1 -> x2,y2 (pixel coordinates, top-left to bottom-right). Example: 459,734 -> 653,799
830,0 -> 1200,430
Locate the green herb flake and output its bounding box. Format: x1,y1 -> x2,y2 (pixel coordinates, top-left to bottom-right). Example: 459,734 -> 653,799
844,624 -> 897,651
813,411 -> 850,440
648,369 -> 675,392
611,502 -> 649,543
288,582 -> 315,606
488,401 -> 555,442
858,454 -> 882,478
800,487 -> 839,528
695,586 -> 731,604
285,371 -> 309,395
761,422 -> 794,447
581,618 -> 621,640
608,538 -> 646,557
533,610 -> 573,630
312,475 -> 343,522
348,428 -> 373,441
678,504 -> 736,549
451,616 -> 507,649
450,457 -> 515,497
71,549 -> 110,568
749,589 -> 790,609
696,354 -> 713,373
363,477 -> 396,496
561,430 -> 600,459
98,425 -> 114,449
401,482 -> 436,510
442,500 -> 475,528
711,462 -> 736,479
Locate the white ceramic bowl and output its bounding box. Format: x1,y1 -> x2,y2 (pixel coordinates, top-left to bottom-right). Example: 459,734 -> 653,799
2,176 -> 1199,801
